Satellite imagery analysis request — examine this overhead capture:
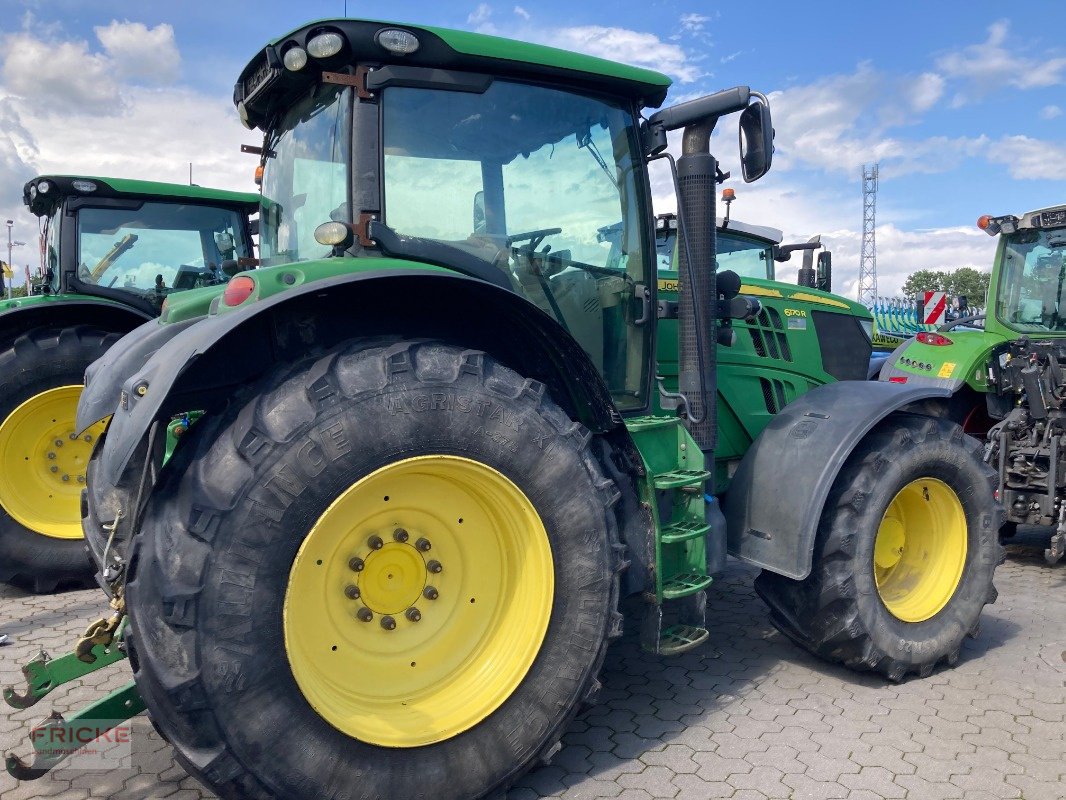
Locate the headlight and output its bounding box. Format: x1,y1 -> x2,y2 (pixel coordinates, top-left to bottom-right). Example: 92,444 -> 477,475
314,221 -> 352,247
376,28 -> 420,55
283,46 -> 308,71
37,181 -> 51,194
72,180 -> 97,193
307,32 -> 344,59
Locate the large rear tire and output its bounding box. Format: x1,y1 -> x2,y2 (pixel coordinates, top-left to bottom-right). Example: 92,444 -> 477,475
755,414 -> 1003,681
123,339 -> 624,800
0,325 -> 117,592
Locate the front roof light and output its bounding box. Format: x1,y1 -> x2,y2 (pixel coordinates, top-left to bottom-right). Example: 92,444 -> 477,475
37,181 -> 51,194
283,46 -> 308,71
71,180 -> 97,193
376,28 -> 420,55
307,31 -> 344,59
314,221 -> 352,247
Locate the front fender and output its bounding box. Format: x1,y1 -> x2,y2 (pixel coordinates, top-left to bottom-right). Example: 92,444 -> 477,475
77,316 -> 201,433
723,381 -> 952,580
83,269 -> 623,491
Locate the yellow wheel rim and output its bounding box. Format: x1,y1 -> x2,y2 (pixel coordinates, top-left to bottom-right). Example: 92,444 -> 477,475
0,386 -> 106,540
284,454 -> 554,747
874,477 -> 967,623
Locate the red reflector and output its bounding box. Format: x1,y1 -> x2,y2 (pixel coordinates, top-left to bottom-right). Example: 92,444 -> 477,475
916,331 -> 953,346
222,276 -> 256,307
889,376 -> 908,384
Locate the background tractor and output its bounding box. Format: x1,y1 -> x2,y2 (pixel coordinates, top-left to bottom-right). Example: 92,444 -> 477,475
7,19 -> 1002,799
0,176 -> 258,592
880,204 -> 1066,548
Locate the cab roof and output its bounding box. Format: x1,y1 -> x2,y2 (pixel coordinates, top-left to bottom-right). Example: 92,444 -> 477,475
22,175 -> 260,218
235,18 -> 673,131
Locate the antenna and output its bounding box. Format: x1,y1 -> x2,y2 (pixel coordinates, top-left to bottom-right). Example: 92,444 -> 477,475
858,163 -> 879,306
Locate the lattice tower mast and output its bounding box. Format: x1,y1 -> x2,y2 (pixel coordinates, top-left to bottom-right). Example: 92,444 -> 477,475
858,163 -> 879,305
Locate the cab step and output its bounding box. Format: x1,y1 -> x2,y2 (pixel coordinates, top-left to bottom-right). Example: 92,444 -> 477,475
652,469 -> 711,490
662,571 -> 713,599
660,518 -> 711,544
658,624 -> 710,656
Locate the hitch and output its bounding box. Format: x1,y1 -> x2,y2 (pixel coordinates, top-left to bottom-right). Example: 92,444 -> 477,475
6,681 -> 145,781
4,637 -> 127,710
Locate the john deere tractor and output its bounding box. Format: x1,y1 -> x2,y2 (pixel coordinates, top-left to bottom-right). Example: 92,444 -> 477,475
0,176 -> 258,592
6,19 -> 1002,798
880,204 -> 1066,555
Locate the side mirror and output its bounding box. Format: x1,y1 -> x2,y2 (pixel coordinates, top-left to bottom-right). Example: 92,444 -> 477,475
816,251 -> 832,293
739,100 -> 774,183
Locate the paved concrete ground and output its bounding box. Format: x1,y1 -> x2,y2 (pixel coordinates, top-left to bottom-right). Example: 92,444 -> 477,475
1,529 -> 1063,800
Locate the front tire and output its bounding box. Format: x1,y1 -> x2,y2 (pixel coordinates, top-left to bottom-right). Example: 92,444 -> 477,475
755,414 -> 1003,681
124,339 -> 624,800
0,325 -> 117,592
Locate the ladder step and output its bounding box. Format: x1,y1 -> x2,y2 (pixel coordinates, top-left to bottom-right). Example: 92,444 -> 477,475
625,415 -> 681,434
662,572 -> 713,599
653,470 -> 711,490
660,518 -> 711,544
658,624 -> 710,656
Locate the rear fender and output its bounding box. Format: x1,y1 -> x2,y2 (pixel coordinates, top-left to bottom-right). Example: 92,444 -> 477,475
723,381 -> 952,580
82,270 -> 623,490
0,300 -> 149,350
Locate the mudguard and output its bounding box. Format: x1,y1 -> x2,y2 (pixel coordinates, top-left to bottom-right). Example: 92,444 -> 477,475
77,316 -> 201,433
723,380 -> 952,580
79,269 -> 622,491
0,299 -> 150,348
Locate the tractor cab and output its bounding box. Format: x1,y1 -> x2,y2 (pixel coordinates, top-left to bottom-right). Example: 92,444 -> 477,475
24,175 -> 258,315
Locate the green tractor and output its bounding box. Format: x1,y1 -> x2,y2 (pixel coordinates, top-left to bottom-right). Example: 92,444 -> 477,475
879,203 -> 1066,555
6,19 -> 1002,797
0,176 -> 258,592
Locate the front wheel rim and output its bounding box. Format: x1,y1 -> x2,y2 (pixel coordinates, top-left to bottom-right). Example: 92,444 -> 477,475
284,454 -> 554,747
0,385 -> 105,539
874,477 -> 968,622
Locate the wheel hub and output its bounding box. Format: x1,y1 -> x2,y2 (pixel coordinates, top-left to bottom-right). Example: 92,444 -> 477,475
284,455 -> 554,748
0,385 -> 105,539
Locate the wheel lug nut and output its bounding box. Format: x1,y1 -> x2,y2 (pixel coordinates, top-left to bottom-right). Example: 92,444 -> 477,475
405,607 -> 421,622
62,474 -> 70,482
380,615 -> 396,631
357,608 -> 373,622
427,560 -> 443,574
344,584 -> 360,600
415,537 -> 432,551
69,433 -> 78,440
393,528 -> 409,543
368,535 -> 384,550
423,586 -> 439,600
77,475 -> 85,484
84,435 -> 93,443
47,452 -> 56,460
348,557 -> 364,572
50,466 -> 58,473
54,439 -> 63,447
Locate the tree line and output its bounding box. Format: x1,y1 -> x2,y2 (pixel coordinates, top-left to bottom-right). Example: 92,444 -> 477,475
899,267 -> 990,304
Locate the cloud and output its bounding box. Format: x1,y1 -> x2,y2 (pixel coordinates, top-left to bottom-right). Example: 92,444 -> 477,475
1041,104 -> 1062,119
680,13 -> 710,33
549,26 -> 700,82
986,135 -> 1066,181
95,21 -> 180,84
467,4 -> 492,25
936,19 -> 1066,103
904,72 -> 945,112
1,32 -> 121,113
513,6 -> 530,20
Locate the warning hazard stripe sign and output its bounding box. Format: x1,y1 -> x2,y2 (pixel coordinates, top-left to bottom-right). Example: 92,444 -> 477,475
923,291 -> 947,326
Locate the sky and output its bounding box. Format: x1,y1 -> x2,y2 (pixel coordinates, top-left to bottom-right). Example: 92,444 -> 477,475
0,0 -> 1063,299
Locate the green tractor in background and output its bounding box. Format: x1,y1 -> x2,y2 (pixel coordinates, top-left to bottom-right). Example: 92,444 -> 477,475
0,176 -> 258,592
6,19 -> 1002,798
880,204 -> 1066,557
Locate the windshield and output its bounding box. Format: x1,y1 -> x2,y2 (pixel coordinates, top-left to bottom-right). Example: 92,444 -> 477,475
260,83 -> 350,266
382,80 -> 651,409
77,202 -> 250,309
995,227 -> 1066,332
656,226 -> 774,280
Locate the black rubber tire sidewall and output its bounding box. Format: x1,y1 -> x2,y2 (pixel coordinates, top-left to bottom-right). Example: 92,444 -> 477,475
0,325 -> 118,592
126,340 -> 620,800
